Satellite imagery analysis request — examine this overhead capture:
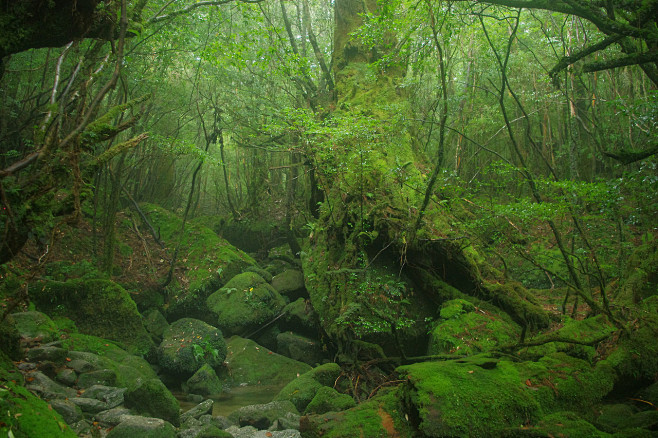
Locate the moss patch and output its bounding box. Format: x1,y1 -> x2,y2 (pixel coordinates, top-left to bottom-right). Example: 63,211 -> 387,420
274,362 -> 341,412
223,336 -> 311,388
30,278 -> 153,355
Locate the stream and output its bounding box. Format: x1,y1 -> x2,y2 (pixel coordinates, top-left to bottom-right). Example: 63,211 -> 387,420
176,384 -> 287,417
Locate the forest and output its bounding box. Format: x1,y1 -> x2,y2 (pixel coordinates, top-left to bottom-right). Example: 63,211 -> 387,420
1,0 -> 657,437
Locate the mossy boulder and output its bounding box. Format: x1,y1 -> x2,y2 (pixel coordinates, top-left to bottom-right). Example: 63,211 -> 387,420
106,416 -> 177,438
124,378 -> 180,426
0,314 -> 21,360
223,336 -> 311,387
159,318 -> 227,376
0,352 -> 76,437
305,386 -> 356,415
207,272 -> 286,336
300,387 -> 415,438
228,400 -> 299,429
427,299 -> 520,355
274,362 -> 341,412
141,204 -> 255,321
398,353 -> 616,437
281,298 -> 320,337
10,311 -> 60,343
185,364 -> 224,396
143,309 -> 169,339
272,269 -> 306,300
61,333 -> 158,390
276,332 -> 325,366
30,278 -> 153,355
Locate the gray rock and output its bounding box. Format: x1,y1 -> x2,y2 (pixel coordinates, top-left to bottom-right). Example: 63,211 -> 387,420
272,412 -> 300,431
70,397 -> 108,413
68,358 -> 96,373
198,414 -> 234,429
177,424 -> 231,438
257,431 -> 301,438
26,346 -> 68,363
77,368 -> 117,388
225,425 -> 258,438
181,416 -> 203,430
229,400 -> 299,430
181,399 -> 214,423
70,419 -> 92,435
25,371 -> 77,399
84,385 -> 126,408
95,407 -> 134,426
55,368 -> 77,386
49,399 -> 83,424
107,416 -> 176,438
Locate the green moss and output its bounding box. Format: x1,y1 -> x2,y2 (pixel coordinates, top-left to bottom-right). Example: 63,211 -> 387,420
141,203 -> 255,294
428,303 -> 520,355
124,378 -> 181,426
206,272 -> 286,336
223,336 -> 311,388
274,362 -> 341,412
399,356 -> 542,437
301,387 -> 415,438
10,311 -> 59,342
0,352 -> 76,437
159,318 -> 227,375
305,386 -> 356,414
31,278 -> 153,355
61,333 -> 158,390
186,363 -> 223,396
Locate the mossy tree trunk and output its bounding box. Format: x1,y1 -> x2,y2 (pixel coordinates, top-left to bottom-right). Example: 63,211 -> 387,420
303,0 -> 550,359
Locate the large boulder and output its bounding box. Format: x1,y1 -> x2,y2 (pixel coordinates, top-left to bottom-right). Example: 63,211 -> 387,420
141,204 -> 255,322
427,299 -> 520,355
271,269 -> 306,301
159,318 -> 227,376
30,278 -> 153,355
223,336 -> 311,387
185,364 -> 224,396
207,272 -> 286,336
304,386 -> 355,415
124,378 -> 181,427
10,311 -> 60,343
228,400 -> 299,429
276,332 -> 325,366
274,363 -> 341,412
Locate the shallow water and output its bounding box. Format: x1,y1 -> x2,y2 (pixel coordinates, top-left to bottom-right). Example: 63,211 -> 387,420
176,384 -> 287,417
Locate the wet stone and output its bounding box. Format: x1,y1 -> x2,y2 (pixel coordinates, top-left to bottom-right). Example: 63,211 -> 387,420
55,368 -> 77,386
26,346 -> 68,363
77,369 -> 117,388
49,399 -> 83,424
95,407 -> 134,426
84,385 -> 126,409
70,397 -> 108,414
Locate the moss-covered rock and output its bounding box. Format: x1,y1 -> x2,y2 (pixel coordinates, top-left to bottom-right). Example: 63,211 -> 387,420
281,298 -> 320,337
0,314 -> 21,360
399,352 -> 617,437
0,352 -> 76,437
143,309 -> 169,339
228,400 -> 299,429
30,278 -> 153,355
61,333 -> 158,390
141,204 -> 255,321
276,332 -> 325,366
222,336 -> 311,387
427,299 -> 520,355
305,386 -> 356,415
124,378 -> 180,426
10,311 -> 60,343
207,272 -> 286,336
272,269 -> 306,300
106,416 -> 177,438
185,364 -> 224,396
300,387 -> 415,438
159,318 -> 227,376
274,362 -> 341,412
